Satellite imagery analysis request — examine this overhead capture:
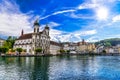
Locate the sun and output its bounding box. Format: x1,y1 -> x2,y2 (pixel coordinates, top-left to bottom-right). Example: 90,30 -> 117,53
96,7 -> 109,20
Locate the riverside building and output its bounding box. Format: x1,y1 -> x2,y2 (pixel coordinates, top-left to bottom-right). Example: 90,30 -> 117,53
0,38 -> 5,47
14,20 -> 50,54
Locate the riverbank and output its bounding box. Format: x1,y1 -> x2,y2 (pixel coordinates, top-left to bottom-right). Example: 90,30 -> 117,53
0,54 -> 53,57
1,53 -> 120,57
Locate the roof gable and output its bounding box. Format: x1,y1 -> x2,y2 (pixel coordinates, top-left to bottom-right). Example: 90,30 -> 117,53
17,33 -> 32,40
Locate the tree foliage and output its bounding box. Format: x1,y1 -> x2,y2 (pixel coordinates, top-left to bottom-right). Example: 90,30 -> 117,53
59,50 -> 65,53
0,47 -> 9,54
35,48 -> 42,54
66,50 -> 70,53
16,48 -> 23,54
11,49 -> 15,52
104,42 -> 111,47
102,50 -> 106,53
23,49 -> 26,52
95,38 -> 120,46
3,36 -> 16,49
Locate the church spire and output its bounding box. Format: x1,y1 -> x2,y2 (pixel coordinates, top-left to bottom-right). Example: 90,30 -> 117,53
82,39 -> 85,45
34,18 -> 40,26
21,29 -> 24,36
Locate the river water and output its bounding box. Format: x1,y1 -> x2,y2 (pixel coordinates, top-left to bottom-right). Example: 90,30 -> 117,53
0,56 -> 120,80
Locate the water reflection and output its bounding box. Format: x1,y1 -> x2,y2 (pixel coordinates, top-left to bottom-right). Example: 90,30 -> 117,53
0,56 -> 120,80
32,57 -> 50,80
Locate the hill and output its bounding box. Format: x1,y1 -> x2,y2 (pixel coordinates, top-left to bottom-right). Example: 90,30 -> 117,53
95,38 -> 120,46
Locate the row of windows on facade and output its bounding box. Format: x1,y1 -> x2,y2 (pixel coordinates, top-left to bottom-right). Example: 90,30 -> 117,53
34,41 -> 50,47
33,35 -> 49,39
15,39 -> 31,44
15,41 -> 50,47
15,41 -> 49,46
32,38 -> 50,43
15,45 -> 31,48
15,38 -> 49,45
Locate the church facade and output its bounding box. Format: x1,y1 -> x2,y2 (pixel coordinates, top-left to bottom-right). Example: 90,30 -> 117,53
14,20 -> 50,54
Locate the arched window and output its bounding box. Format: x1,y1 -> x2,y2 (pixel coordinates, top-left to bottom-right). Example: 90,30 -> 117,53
37,28 -> 39,32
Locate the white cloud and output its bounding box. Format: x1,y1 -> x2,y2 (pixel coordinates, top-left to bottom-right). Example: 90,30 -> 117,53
39,22 -> 60,32
78,2 -> 98,9
112,15 -> 120,22
74,30 -> 97,36
50,29 -> 64,42
40,9 -> 76,20
52,10 -> 76,15
48,22 -> 60,28
50,29 -> 97,42
77,0 -> 99,10
86,36 -> 100,42
68,12 -> 95,19
0,0 -> 33,36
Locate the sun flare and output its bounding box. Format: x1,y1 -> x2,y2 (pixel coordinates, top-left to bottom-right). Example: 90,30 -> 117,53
96,7 -> 109,20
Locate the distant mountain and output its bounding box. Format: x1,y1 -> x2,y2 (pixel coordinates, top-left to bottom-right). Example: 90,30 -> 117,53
95,38 -> 120,46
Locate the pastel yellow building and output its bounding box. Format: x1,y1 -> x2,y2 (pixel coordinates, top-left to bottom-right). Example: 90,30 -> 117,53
77,39 -> 95,53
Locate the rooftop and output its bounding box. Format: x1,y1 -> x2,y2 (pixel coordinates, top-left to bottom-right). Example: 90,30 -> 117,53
17,33 -> 32,40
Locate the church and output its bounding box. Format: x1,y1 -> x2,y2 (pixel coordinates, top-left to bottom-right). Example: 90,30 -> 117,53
14,20 -> 50,54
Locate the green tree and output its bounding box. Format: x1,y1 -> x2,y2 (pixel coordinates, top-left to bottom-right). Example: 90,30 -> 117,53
16,48 -> 22,55
23,49 -> 26,52
3,36 -> 17,49
0,47 -> 9,54
3,41 -> 12,48
59,50 -> 65,53
35,48 -> 42,54
105,42 -> 111,47
102,50 -> 106,53
11,49 -> 15,52
66,50 -> 70,53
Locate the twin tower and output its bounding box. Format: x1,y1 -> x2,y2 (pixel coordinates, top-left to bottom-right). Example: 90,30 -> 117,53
32,19 -> 50,54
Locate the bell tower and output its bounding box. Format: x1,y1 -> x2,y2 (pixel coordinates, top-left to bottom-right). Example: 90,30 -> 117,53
32,19 -> 40,54
45,24 -> 49,35
21,29 -> 24,36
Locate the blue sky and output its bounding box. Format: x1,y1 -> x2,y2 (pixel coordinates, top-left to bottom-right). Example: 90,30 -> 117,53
0,0 -> 120,42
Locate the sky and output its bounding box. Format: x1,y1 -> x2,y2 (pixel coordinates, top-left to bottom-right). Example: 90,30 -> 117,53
0,0 -> 120,42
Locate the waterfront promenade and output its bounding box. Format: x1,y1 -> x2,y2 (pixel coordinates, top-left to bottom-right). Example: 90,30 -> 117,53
1,53 -> 120,57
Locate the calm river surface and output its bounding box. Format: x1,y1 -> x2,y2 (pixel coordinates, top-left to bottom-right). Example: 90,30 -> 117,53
0,56 -> 120,80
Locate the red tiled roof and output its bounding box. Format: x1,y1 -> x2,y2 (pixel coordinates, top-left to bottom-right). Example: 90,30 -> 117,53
17,33 -> 32,40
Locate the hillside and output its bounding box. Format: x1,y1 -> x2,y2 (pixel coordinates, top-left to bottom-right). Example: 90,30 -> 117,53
95,38 -> 120,46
